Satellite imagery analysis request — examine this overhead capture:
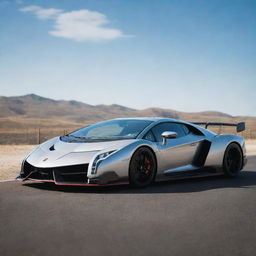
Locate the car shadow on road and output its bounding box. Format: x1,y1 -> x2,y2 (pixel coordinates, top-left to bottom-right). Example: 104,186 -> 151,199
23,170 -> 256,194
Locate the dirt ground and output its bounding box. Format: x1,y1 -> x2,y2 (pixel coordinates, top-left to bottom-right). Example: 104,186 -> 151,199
0,141 -> 256,181
0,145 -> 35,181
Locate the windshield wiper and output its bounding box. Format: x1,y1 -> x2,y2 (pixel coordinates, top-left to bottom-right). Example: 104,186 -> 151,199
65,135 -> 134,141
66,134 -> 86,139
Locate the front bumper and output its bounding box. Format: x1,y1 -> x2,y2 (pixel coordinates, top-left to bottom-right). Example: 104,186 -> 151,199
18,160 -> 125,186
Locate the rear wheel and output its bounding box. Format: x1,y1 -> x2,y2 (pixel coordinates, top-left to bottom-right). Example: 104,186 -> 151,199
223,143 -> 243,177
129,147 -> 157,188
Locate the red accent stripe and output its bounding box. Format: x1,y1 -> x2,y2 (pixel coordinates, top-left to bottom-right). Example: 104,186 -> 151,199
25,178 -> 127,187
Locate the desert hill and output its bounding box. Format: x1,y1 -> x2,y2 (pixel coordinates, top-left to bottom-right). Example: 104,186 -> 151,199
0,93 -> 254,122
0,94 -> 255,144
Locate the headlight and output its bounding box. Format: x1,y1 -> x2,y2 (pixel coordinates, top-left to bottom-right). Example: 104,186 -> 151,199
91,150 -> 116,174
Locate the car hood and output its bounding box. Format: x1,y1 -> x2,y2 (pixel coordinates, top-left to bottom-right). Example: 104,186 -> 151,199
26,137 -> 136,168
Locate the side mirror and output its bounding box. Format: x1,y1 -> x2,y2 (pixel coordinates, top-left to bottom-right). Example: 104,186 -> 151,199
161,131 -> 177,145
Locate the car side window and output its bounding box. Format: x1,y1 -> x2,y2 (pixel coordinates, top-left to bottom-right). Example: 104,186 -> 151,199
185,124 -> 204,136
143,131 -> 156,142
182,125 -> 190,135
151,122 -> 187,142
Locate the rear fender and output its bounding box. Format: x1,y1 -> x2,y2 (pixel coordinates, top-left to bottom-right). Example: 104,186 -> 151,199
204,134 -> 245,168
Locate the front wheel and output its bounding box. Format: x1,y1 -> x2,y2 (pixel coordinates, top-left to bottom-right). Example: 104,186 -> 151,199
223,143 -> 243,177
129,147 -> 157,188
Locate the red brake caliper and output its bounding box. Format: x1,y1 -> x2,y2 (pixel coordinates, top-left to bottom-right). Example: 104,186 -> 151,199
145,159 -> 151,175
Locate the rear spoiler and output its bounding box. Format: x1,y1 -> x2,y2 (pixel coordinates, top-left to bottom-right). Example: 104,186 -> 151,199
193,122 -> 245,133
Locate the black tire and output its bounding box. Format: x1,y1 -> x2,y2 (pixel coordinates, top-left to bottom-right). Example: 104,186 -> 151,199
223,143 -> 243,177
129,147 -> 157,188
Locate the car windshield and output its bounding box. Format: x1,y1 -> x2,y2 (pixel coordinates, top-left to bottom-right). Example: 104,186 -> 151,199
61,119 -> 153,142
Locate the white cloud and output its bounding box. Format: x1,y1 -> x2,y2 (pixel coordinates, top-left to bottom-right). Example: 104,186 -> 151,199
20,5 -> 62,20
49,10 -> 124,42
20,6 -> 130,42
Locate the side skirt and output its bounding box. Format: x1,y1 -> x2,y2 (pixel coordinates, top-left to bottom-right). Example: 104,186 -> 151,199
156,166 -> 222,182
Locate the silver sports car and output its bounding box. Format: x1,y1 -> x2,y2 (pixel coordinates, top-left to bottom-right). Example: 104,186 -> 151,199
18,118 -> 247,187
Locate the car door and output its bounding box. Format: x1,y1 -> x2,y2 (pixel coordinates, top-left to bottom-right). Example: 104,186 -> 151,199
149,122 -> 203,173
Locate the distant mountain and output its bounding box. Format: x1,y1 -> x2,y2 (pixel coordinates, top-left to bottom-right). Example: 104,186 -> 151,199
95,104 -> 135,115
0,94 -> 111,122
0,94 -> 254,124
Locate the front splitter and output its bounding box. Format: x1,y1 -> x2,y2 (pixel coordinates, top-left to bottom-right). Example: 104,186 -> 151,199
16,177 -> 128,187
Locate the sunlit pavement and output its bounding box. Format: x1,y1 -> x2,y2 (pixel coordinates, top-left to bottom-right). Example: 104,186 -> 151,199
1,156 -> 256,256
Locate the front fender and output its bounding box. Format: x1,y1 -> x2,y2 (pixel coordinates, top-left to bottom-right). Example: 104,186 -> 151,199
87,140 -> 157,182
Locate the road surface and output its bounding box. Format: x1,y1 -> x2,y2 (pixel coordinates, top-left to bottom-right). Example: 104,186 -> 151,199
1,156 -> 256,256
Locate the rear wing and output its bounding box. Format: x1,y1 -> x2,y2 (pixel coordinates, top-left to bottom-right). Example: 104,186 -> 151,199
193,122 -> 245,133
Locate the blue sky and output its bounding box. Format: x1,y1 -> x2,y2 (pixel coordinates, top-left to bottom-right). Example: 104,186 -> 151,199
0,0 -> 255,116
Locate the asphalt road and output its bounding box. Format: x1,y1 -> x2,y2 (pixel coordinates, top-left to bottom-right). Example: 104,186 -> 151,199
1,157 -> 256,256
